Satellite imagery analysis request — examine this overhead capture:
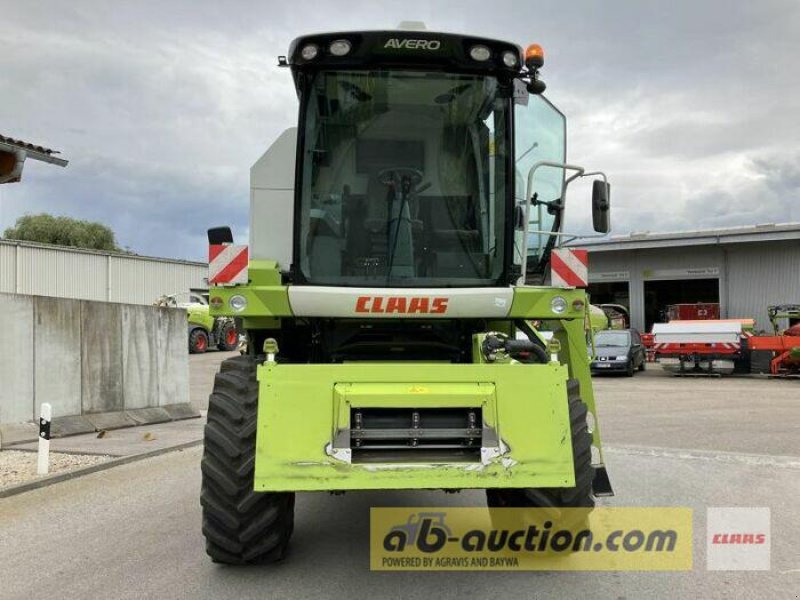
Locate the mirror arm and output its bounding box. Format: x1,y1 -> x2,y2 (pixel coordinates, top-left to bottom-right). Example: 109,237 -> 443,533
522,161 -> 586,282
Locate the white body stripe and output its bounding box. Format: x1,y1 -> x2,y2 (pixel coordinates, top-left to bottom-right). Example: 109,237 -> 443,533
288,287 -> 514,318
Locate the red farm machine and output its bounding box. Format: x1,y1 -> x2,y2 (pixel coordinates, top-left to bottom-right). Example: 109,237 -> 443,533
651,304 -> 800,377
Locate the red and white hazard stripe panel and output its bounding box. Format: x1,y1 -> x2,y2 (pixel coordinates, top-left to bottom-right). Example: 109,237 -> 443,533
653,342 -> 741,353
209,244 -> 248,285
550,249 -> 589,288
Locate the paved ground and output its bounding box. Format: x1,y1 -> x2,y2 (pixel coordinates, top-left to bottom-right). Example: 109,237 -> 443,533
1,357 -> 798,599
593,367 -> 800,456
189,350 -> 237,411
1,445 -> 797,599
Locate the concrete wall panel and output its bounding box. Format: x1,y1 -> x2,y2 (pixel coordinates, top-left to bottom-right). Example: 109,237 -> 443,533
81,300 -> 124,413
0,293 -> 34,423
1,292 -> 190,426
34,296 -> 81,419
157,307 -> 189,406
121,304 -> 159,409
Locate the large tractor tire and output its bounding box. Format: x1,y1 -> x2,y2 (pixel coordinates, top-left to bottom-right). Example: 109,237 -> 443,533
201,355 -> 295,564
189,328 -> 209,354
486,379 -> 594,514
217,322 -> 239,352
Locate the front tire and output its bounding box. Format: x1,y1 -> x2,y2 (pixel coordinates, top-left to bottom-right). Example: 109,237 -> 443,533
189,328 -> 209,354
217,322 -> 238,351
201,355 -> 295,564
486,379 -> 594,515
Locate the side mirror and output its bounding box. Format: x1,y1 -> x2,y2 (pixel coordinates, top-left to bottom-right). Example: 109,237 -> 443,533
208,226 -> 234,245
592,180 -> 611,233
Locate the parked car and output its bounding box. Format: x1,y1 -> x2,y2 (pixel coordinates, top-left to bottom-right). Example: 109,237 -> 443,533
590,329 -> 646,376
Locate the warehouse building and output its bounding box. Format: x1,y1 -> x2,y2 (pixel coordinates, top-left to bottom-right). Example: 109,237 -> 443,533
0,239 -> 207,305
579,223 -> 800,333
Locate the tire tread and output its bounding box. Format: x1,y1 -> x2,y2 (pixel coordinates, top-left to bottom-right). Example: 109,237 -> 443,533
201,355 -> 294,564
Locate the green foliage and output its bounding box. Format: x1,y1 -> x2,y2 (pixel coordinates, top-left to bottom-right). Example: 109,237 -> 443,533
2,213 -> 123,251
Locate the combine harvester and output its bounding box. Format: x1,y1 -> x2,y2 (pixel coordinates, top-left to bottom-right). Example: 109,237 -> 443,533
200,23 -> 615,563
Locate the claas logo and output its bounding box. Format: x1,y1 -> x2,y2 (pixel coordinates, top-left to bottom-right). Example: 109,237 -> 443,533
355,296 -> 449,314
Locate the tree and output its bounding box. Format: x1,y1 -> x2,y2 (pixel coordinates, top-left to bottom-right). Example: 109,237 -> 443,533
3,213 -> 122,252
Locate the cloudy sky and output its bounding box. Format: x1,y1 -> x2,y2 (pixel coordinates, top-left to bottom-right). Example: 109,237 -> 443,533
1,0 -> 799,260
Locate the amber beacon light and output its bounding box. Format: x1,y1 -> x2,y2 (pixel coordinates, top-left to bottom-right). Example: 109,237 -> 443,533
525,43 -> 545,69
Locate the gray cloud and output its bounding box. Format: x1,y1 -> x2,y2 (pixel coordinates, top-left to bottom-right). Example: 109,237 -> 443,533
1,0 -> 798,259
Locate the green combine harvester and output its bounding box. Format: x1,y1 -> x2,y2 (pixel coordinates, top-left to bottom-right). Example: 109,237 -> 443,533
202,24 -> 614,564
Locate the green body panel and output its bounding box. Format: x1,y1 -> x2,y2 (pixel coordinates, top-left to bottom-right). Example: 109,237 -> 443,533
209,261 -> 291,319
210,285 -> 292,318
210,262 -> 607,492
554,318 -> 602,453
508,286 -> 585,319
187,305 -> 214,331
254,361 -> 575,492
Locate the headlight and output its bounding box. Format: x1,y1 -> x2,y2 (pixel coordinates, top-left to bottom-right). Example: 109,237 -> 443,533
329,39 -> 352,56
550,296 -> 568,314
229,295 -> 248,312
209,296 -> 223,309
502,50 -> 518,68
616,355 -> 629,361
469,45 -> 491,61
300,44 -> 319,60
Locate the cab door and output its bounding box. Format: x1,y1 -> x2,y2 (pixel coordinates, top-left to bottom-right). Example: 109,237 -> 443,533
513,88 -> 566,281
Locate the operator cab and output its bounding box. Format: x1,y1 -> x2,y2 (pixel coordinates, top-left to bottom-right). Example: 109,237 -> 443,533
283,28 -> 608,288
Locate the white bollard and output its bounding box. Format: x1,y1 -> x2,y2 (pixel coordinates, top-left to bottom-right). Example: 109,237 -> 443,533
37,403 -> 52,476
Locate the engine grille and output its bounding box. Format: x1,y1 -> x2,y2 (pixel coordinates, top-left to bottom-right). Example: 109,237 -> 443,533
349,407 -> 483,463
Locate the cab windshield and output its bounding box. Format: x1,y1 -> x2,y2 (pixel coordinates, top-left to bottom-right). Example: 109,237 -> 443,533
297,70 -> 510,287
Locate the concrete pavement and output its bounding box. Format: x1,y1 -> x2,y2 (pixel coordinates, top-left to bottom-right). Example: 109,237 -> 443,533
1,444 -> 798,599
189,350 -> 237,411
593,367 -> 800,455
1,356 -> 798,598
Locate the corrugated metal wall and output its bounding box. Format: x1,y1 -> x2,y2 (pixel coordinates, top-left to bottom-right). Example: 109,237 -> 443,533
108,255 -> 207,305
726,241 -> 800,330
0,242 -> 15,293
0,240 -> 207,305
